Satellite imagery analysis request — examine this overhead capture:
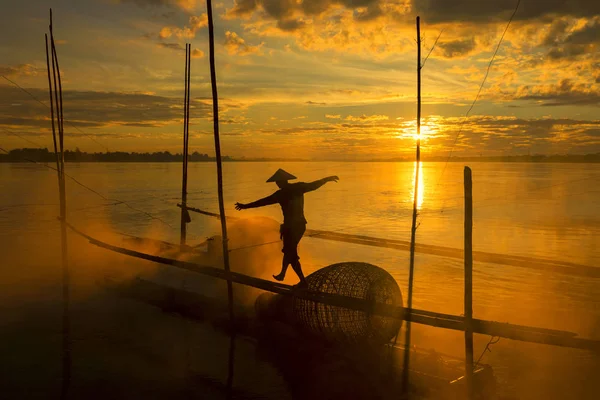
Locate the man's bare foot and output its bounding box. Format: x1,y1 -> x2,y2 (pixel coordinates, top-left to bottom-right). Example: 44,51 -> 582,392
273,273 -> 285,282
295,280 -> 308,288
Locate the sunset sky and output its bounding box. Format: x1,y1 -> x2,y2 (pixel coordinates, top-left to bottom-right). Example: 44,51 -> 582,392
1,0 -> 599,159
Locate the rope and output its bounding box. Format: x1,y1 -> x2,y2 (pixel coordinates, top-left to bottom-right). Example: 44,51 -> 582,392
421,29 -> 444,69
474,336 -> 500,368
428,0 -> 522,214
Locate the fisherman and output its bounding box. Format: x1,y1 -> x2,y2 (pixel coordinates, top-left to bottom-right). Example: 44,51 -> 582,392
235,169 -> 339,286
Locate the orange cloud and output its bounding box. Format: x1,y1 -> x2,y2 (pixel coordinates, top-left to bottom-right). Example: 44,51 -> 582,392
224,31 -> 264,56
345,114 -> 389,122
118,0 -> 201,13
158,13 -> 207,39
0,64 -> 44,77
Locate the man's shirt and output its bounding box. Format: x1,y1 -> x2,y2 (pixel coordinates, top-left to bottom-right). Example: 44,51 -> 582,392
247,180 -> 327,226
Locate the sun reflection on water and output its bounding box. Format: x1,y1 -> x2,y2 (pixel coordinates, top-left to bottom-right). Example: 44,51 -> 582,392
411,161 -> 424,209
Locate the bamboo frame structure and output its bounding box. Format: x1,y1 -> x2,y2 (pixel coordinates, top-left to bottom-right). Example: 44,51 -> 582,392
64,221 -> 600,352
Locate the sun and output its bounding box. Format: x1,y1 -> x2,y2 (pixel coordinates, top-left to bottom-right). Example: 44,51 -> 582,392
413,124 -> 433,141
396,121 -> 435,141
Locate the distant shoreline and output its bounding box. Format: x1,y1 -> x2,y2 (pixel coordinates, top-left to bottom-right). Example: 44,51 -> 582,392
1,148 -> 599,163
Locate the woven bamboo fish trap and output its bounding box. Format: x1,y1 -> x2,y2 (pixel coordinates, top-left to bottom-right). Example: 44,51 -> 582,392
293,262 -> 403,344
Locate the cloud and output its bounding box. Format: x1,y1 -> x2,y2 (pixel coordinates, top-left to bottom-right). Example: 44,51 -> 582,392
118,0 -> 200,13
413,0 -> 600,24
225,0 -> 599,33
545,18 -> 600,61
156,42 -> 204,57
0,84 -> 213,130
0,64 -> 44,77
158,42 -> 183,50
515,79 -> 600,106
325,114 -> 341,119
345,114 -> 389,122
157,13 -> 207,39
191,48 -> 205,58
223,0 -> 600,62
221,115 -> 250,124
438,38 -> 477,58
224,31 -> 264,56
239,7 -> 412,56
226,0 -> 259,18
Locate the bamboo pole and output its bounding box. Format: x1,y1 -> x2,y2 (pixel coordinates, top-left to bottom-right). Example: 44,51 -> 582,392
206,2 -> 236,393
180,44 -> 190,245
44,34 -> 60,177
206,0 -> 234,321
48,9 -> 70,400
403,15 -> 422,392
464,166 -> 474,399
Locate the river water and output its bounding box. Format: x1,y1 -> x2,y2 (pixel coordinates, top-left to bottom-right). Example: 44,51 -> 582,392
1,161 -> 599,399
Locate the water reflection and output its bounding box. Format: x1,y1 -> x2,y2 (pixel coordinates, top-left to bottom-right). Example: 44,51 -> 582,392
410,161 -> 424,209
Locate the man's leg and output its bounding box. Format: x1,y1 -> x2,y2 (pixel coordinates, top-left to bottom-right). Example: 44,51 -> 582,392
289,225 -> 307,286
273,256 -> 290,281
290,259 -> 307,286
274,225 -> 291,281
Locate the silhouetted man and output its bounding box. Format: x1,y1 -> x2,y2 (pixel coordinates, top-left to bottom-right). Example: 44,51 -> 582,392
235,169 -> 339,286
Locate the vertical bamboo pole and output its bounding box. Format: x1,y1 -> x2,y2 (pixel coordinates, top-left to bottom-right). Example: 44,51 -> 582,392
180,44 -> 190,245
206,0 -> 234,320
207,1 -> 235,394
49,9 -> 70,399
45,34 -> 60,176
464,166 -> 474,399
402,15 -> 422,393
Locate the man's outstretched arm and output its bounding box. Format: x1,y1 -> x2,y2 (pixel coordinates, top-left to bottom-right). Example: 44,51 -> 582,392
235,192 -> 279,210
302,175 -> 339,193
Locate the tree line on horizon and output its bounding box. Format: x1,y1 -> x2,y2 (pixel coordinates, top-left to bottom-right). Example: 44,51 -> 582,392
0,147 -> 230,163
1,147 -> 599,163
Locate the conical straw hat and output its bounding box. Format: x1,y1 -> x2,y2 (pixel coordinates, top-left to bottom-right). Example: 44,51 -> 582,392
266,169 -> 297,182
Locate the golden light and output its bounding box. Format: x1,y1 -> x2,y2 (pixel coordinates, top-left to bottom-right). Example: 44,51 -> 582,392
413,124 -> 433,141
395,120 -> 435,142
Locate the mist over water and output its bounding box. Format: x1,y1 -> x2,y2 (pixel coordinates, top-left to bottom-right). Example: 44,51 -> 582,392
1,161 -> 599,399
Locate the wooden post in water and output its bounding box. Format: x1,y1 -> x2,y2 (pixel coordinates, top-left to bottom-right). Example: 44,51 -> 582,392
180,43 -> 191,246
464,166 -> 474,399
403,15 -> 422,393
206,0 -> 234,321
47,9 -> 70,399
